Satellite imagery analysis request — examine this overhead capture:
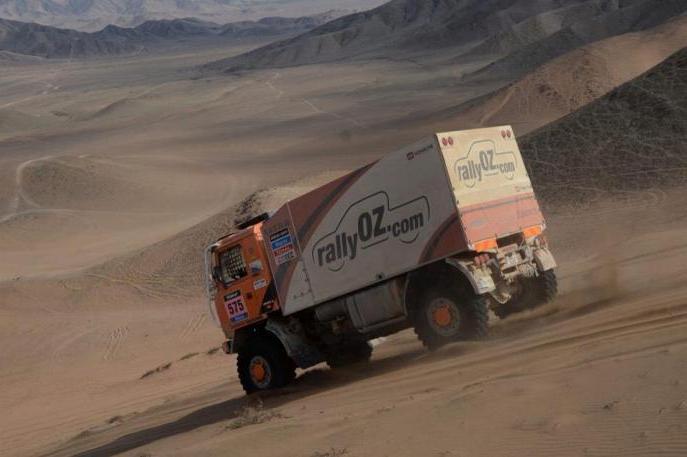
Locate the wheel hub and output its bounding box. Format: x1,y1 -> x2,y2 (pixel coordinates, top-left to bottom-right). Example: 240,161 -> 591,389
432,305 -> 453,327
249,356 -> 272,388
427,298 -> 461,337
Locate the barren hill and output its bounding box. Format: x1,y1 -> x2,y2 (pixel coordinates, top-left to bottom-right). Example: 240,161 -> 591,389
0,14 -> 346,58
520,47 -> 687,207
205,0 -> 687,73
463,0 -> 687,82
436,16 -> 687,134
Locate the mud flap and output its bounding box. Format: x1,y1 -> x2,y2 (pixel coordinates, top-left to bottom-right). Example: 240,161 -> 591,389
265,318 -> 324,370
444,258 -> 496,295
533,248 -> 557,272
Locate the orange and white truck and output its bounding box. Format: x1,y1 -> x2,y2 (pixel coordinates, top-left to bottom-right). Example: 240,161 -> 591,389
204,126 -> 558,393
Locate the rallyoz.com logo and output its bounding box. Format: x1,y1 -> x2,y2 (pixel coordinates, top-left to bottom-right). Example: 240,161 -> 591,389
312,192 -> 430,272
455,140 -> 517,188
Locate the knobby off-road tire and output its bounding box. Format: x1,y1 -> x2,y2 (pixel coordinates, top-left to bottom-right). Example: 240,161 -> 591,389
494,269 -> 558,319
325,340 -> 373,369
237,333 -> 296,394
413,283 -> 489,351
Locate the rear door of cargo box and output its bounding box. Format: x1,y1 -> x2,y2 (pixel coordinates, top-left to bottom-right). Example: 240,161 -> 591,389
438,126 -> 545,248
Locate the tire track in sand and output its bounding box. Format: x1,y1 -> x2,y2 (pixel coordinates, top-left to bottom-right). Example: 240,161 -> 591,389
180,312 -> 207,341
1,155 -> 53,223
102,327 -> 129,361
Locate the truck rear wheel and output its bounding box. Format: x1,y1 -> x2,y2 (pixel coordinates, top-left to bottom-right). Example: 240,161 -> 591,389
413,284 -> 489,350
325,340 -> 373,369
237,334 -> 296,394
494,270 -> 558,319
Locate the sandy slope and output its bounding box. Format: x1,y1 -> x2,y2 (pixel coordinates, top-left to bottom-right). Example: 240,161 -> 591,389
20,188 -> 687,457
0,18 -> 686,457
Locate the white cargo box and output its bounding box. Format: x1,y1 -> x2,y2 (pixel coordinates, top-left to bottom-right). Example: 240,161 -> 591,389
261,126 -> 544,315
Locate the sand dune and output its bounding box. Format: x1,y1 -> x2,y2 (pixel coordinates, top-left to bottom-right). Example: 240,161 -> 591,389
0,108 -> 60,134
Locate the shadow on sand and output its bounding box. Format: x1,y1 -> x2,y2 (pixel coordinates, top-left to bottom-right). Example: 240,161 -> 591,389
45,287 -> 617,457
46,347 -> 430,457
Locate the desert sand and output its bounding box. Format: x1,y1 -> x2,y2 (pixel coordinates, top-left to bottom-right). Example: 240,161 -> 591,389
1,10 -> 686,457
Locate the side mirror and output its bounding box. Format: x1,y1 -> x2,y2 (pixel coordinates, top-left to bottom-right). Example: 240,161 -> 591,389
212,266 -> 224,284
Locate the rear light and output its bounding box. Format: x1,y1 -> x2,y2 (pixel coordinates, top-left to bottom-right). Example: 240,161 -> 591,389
473,238 -> 497,252
522,225 -> 543,239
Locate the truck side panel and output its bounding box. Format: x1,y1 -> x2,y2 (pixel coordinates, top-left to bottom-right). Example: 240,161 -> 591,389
261,127 -> 547,316
438,126 -> 545,247
261,204 -> 314,310
275,137 -> 466,315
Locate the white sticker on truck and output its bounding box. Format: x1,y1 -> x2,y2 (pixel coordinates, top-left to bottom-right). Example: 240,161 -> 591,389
311,191 -> 430,272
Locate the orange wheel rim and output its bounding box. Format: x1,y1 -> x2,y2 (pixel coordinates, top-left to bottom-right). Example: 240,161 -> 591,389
433,305 -> 453,327
250,361 -> 266,382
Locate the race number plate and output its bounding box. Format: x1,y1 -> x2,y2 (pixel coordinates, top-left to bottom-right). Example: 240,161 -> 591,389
224,290 -> 248,323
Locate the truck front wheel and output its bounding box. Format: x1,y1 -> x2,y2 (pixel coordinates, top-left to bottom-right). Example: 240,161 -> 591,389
413,284 -> 489,350
237,334 -> 296,394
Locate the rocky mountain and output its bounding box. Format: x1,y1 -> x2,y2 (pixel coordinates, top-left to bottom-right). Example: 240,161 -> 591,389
0,18 -> 141,58
0,0 -> 384,32
0,13 -> 344,58
520,46 -> 687,207
205,0 -> 687,74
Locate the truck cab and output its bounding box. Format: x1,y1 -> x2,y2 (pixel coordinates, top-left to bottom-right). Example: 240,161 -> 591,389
204,216 -> 278,343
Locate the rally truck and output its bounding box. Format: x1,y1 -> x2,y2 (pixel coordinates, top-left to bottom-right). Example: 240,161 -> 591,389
204,126 -> 558,393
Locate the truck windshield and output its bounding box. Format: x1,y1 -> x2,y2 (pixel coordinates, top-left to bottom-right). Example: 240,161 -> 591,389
219,245 -> 248,283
